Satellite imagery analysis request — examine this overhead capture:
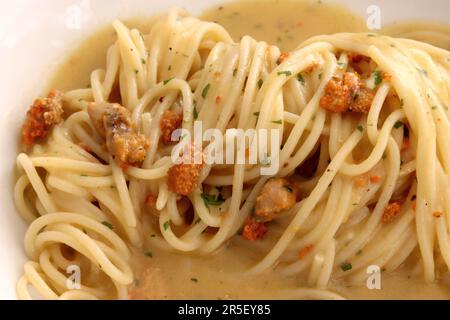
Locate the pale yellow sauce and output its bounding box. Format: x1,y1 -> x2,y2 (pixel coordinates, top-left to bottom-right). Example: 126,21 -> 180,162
381,22 -> 450,51
201,0 -> 367,51
45,0 -> 450,300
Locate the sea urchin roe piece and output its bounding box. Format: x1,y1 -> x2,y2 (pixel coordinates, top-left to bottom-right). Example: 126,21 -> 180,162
382,202 -> 402,224
255,178 -> 299,222
160,110 -> 183,145
242,217 -> 268,241
22,90 -> 64,146
167,144 -> 204,196
87,102 -> 150,166
320,72 -> 374,114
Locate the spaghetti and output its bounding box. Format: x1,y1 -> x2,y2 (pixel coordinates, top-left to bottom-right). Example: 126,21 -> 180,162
14,8 -> 450,299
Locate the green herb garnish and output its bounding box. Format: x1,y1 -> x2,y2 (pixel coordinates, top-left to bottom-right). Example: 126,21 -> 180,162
272,119 -> 283,125
102,221 -> 113,230
253,111 -> 260,124
394,121 -> 404,129
373,70 -> 383,86
201,193 -> 225,208
277,70 -> 292,77
257,79 -> 264,89
340,262 -> 352,271
297,73 -> 305,85
163,78 -> 174,85
202,83 -> 211,98
163,220 -> 170,230
193,105 -> 198,120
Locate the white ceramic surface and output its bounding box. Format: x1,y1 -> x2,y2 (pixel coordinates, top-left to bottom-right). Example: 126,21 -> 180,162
0,0 -> 448,299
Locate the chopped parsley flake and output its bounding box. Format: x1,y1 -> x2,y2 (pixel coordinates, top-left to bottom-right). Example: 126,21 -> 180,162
277,70 -> 292,77
253,111 -> 260,124
340,262 -> 352,271
202,84 -> 211,98
272,119 -> 283,125
201,193 -> 225,208
102,221 -> 113,230
163,78 -> 174,85
193,105 -> 198,120
373,70 -> 383,86
393,121 -> 404,129
357,125 -> 364,132
257,79 -> 264,88
297,73 -> 305,85
163,220 -> 170,230
144,251 -> 153,258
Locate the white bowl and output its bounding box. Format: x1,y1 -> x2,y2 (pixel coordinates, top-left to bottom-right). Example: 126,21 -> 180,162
0,0 -> 448,300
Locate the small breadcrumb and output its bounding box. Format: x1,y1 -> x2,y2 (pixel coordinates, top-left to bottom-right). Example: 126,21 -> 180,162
298,244 -> 314,259
320,72 -> 374,114
160,110 -> 182,145
242,217 -> 268,241
382,202 -> 402,223
167,144 -> 204,196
